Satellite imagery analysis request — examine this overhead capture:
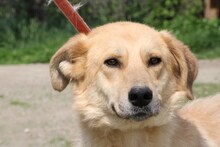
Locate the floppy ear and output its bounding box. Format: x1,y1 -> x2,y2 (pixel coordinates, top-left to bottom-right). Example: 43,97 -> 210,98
49,34 -> 88,92
160,30 -> 198,100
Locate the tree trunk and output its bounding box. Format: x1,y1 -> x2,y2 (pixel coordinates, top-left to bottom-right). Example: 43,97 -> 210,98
204,0 -> 219,19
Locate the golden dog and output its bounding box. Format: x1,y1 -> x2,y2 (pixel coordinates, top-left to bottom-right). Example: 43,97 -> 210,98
50,22 -> 220,147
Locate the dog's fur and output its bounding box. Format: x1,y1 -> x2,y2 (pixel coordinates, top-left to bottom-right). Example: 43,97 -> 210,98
50,22 -> 220,147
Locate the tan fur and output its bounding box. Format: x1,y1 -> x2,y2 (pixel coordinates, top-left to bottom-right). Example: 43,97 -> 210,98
50,22 -> 220,147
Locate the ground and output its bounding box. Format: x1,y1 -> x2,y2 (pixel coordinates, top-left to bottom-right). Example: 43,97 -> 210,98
0,59 -> 220,147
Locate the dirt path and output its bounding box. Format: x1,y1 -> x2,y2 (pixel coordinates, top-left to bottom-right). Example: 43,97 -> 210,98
195,59 -> 220,83
0,59 -> 220,147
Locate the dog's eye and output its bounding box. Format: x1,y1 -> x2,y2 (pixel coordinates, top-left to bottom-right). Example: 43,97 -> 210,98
148,57 -> 161,66
104,58 -> 120,67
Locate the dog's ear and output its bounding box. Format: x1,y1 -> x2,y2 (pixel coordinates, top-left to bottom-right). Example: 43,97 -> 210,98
50,34 -> 88,92
160,30 -> 198,100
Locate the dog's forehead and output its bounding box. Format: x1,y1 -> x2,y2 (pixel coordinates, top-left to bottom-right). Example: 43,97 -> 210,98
87,22 -> 163,47
85,22 -> 168,62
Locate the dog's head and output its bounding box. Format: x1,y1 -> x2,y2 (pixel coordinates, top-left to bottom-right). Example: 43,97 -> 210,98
50,22 -> 198,130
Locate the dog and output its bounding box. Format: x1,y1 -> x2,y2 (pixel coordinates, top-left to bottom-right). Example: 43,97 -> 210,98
50,22 -> 220,147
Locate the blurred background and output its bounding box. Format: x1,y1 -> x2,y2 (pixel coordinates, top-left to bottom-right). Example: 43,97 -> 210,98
0,0 -> 220,64
0,1 -> 220,147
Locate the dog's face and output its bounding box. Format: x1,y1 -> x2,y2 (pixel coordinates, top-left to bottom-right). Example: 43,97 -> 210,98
50,22 -> 198,130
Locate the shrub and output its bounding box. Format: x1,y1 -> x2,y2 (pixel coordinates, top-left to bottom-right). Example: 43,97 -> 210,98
162,16 -> 220,54
0,19 -> 74,64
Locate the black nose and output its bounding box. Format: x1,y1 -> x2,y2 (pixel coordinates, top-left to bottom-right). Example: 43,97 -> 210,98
128,86 -> 153,107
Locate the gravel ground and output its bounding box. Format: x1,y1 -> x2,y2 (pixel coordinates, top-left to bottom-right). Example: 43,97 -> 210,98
0,59 -> 220,147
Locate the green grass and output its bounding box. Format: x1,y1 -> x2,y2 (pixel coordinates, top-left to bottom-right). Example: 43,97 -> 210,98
0,19 -> 75,64
10,99 -> 31,108
50,137 -> 72,147
0,29 -> 73,64
0,95 -> 4,99
195,47 -> 220,59
193,83 -> 220,98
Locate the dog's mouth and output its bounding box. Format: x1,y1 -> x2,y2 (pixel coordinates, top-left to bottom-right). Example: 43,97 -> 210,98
111,104 -> 159,122
130,112 -> 154,121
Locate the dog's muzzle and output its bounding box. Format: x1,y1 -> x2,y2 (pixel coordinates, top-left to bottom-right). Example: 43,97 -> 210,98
111,86 -> 160,121
112,100 -> 160,122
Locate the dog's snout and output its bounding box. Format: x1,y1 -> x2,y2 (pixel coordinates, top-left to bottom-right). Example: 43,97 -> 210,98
128,86 -> 153,107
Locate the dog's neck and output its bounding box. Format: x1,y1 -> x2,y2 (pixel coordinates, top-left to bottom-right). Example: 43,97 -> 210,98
75,113 -> 206,147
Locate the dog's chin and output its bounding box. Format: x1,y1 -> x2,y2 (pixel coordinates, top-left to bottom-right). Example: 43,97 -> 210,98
130,112 -> 155,121
111,104 -> 160,122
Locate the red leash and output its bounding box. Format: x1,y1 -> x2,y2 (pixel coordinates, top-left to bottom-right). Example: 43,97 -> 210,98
53,0 -> 91,34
